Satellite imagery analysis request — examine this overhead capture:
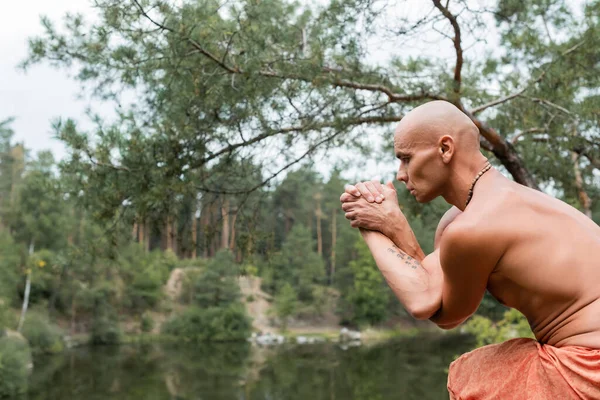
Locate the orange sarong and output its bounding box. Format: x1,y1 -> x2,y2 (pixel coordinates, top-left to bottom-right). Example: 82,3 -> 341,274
447,338 -> 600,399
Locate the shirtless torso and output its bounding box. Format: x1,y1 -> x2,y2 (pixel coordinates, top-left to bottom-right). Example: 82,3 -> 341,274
440,170 -> 600,349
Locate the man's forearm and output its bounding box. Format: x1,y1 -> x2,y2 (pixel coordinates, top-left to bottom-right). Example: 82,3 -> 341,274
360,229 -> 442,320
382,220 -> 426,262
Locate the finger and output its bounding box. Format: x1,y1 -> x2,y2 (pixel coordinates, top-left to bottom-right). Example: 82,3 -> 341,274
355,182 -> 376,202
345,211 -> 357,220
344,184 -> 361,197
363,181 -> 380,203
371,179 -> 385,203
341,202 -> 354,212
350,220 -> 360,228
386,181 -> 396,191
340,192 -> 359,203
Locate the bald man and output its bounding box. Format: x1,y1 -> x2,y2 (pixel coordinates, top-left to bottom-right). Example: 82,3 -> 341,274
340,101 -> 600,399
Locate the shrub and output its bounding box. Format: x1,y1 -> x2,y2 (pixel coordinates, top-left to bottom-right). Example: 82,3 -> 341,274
0,336 -> 32,397
0,299 -> 15,332
90,313 -> 122,345
140,312 -> 155,333
129,268 -> 163,310
194,250 -> 241,308
87,284 -> 122,345
21,311 -> 64,354
0,231 -> 22,302
464,309 -> 534,348
161,305 -> 251,342
273,283 -> 297,331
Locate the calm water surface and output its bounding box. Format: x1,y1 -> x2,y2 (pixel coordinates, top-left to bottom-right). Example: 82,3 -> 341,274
28,333 -> 472,400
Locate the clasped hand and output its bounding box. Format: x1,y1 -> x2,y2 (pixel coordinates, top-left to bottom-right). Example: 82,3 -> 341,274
340,179 -> 406,235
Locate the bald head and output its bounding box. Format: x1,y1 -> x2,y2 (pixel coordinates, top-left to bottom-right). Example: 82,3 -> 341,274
394,100 -> 480,152
392,101 -> 488,203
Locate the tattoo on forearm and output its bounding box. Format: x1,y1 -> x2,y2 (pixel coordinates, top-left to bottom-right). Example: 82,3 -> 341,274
386,246 -> 422,270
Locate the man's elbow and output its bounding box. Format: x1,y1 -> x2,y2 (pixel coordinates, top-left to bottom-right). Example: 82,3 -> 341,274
406,299 -> 441,321
435,320 -> 464,330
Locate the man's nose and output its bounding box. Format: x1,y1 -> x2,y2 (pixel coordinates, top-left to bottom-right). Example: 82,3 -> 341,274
396,169 -> 408,183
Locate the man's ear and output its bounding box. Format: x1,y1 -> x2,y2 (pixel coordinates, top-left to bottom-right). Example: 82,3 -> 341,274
438,135 -> 455,164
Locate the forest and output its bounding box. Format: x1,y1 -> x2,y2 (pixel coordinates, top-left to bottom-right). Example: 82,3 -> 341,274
1,0 -> 599,397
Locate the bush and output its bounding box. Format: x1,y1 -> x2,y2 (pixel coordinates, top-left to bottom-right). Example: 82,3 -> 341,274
161,305 -> 251,342
140,312 -> 155,333
87,283 -> 122,345
464,309 -> 534,348
90,314 -> 122,345
119,245 -> 177,311
21,311 -> 64,354
26,249 -> 61,307
129,269 -> 163,310
273,283 -> 297,331
0,336 -> 32,397
194,250 -> 241,308
0,231 -> 21,299
0,299 -> 15,332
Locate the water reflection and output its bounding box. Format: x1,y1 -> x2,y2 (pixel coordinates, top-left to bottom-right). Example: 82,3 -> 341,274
28,333 -> 472,400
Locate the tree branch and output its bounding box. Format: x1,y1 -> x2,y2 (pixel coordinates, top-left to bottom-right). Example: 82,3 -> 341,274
510,127 -> 546,144
193,114 -> 404,169
432,0 -> 463,96
471,40 -> 586,115
133,0 -> 443,104
195,129 -> 348,195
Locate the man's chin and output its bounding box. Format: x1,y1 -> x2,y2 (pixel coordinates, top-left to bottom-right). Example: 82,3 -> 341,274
414,192 -> 435,204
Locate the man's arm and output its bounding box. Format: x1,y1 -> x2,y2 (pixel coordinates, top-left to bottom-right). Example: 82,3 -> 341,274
361,209 -> 498,328
360,229 -> 443,320
429,223 -> 500,327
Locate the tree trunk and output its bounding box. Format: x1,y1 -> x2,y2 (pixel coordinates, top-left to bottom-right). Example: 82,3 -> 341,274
229,208 -> 238,251
458,103 -> 539,190
315,195 -> 323,256
132,221 -> 138,241
191,212 -> 198,259
166,215 -> 174,252
143,220 -> 150,252
17,240 -> 34,332
571,152 -> 592,218
138,220 -> 144,245
330,208 -> 337,285
221,197 -> 230,250
70,297 -> 76,335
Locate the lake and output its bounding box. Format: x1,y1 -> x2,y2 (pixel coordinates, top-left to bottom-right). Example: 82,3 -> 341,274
26,333 -> 473,400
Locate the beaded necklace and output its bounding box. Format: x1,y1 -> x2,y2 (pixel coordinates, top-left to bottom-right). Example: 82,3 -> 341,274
465,161 -> 492,207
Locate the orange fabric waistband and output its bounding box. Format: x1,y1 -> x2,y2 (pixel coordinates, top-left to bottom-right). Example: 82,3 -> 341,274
447,338 -> 600,400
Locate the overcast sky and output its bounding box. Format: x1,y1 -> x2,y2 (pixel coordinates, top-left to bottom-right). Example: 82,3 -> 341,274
0,0 -> 474,180
0,0 -> 104,160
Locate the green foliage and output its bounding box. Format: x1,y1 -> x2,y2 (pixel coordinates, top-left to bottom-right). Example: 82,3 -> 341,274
21,311 -> 64,355
0,299 -> 14,332
274,283 -> 298,331
119,245 -> 178,311
464,309 -> 535,348
194,250 -> 241,308
476,292 -> 508,322
263,224 -> 325,302
88,283 -> 122,345
0,336 -> 31,398
161,305 -> 251,342
140,312 -> 155,333
26,249 -> 61,306
90,313 -> 122,345
0,230 -> 22,303
343,239 -> 389,326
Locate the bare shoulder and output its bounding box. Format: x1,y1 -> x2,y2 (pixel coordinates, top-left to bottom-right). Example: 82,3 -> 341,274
434,206 -> 463,249
439,193 -> 515,267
